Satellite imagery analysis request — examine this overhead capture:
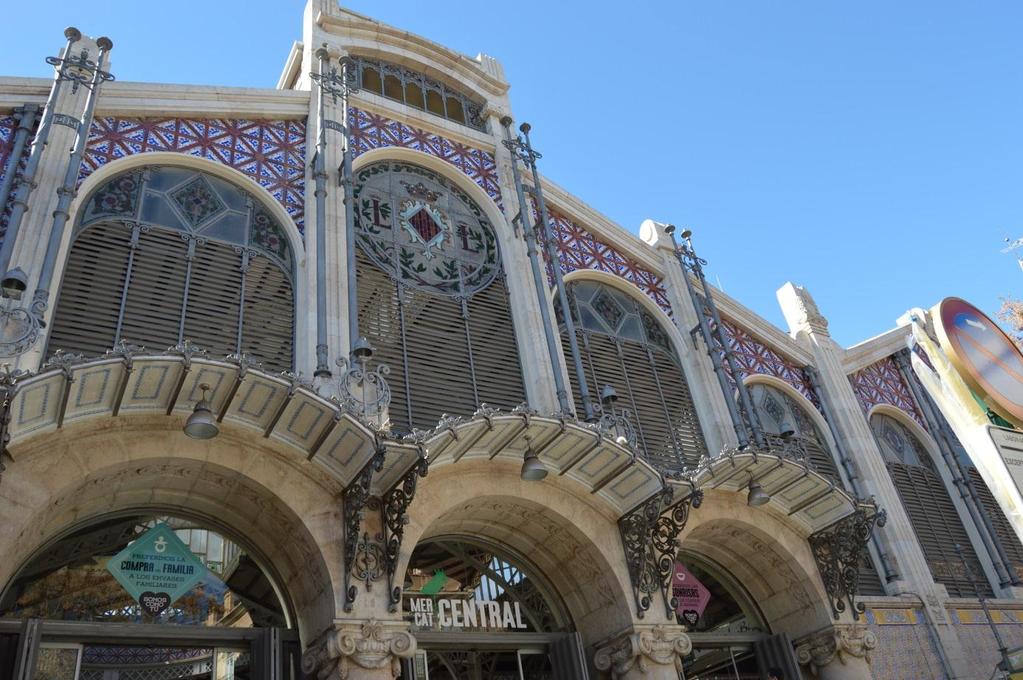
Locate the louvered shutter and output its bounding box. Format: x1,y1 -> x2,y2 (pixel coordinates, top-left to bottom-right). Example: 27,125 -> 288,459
889,461 -> 992,597
49,224 -> 294,373
566,328 -> 706,472
182,240 -> 242,361
969,467 -> 1023,581
119,228 -> 188,351
240,256 -> 294,372
356,250 -> 525,433
48,223 -> 131,357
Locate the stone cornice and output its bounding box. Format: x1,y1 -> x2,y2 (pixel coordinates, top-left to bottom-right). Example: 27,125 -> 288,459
0,77 -> 310,119
317,10 -> 508,98
842,326 -> 911,375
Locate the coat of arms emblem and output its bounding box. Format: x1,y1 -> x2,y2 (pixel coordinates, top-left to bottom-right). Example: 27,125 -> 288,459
398,181 -> 450,260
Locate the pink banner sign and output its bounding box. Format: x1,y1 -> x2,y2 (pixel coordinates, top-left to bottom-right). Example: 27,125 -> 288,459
672,563 -> 711,626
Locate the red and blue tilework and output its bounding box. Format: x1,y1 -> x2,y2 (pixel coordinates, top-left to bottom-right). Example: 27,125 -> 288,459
80,117 -> 307,233
348,107 -> 501,208
849,356 -> 926,428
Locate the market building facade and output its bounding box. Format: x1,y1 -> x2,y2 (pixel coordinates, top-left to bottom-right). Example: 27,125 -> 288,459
0,3 -> 1021,679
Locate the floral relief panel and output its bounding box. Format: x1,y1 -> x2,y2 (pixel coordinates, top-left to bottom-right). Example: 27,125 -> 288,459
80,117 -> 306,233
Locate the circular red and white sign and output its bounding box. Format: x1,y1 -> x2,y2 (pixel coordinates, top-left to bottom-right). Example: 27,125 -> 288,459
934,297 -> 1023,427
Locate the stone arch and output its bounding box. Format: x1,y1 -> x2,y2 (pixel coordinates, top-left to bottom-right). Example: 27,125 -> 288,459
562,269 -> 695,366
397,459 -> 637,646
744,374 -> 833,446
867,403 -> 1004,594
70,152 -> 306,261
50,154 -> 306,369
679,488 -> 836,637
0,415 -> 341,643
867,404 -> 941,467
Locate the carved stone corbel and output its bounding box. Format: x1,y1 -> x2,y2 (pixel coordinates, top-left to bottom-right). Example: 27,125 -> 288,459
303,620 -> 416,680
594,625 -> 693,680
795,624 -> 877,679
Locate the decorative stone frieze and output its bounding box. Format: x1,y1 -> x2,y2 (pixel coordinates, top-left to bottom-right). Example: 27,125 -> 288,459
593,625 -> 692,680
795,624 -> 877,679
302,620 -> 416,680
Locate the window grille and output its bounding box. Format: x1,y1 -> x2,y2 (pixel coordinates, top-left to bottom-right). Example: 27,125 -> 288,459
48,167 -> 295,372
561,279 -> 707,473
871,412 -> 993,597
354,161 -> 524,432
352,56 -> 488,132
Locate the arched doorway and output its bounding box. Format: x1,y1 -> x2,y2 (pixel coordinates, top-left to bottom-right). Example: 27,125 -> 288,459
0,512 -> 301,679
401,537 -> 582,680
671,553 -> 770,679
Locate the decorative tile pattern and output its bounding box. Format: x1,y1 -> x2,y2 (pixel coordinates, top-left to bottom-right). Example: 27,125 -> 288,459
718,318 -> 819,406
539,203 -> 672,313
953,616 -> 1023,680
848,356 -> 926,428
348,106 -> 501,207
80,117 -> 306,233
865,607 -> 946,680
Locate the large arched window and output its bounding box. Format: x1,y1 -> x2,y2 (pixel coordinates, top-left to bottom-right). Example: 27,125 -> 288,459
562,279 -> 707,472
871,411 -> 993,596
49,167 -> 296,371
354,160 -> 525,432
750,381 -> 885,595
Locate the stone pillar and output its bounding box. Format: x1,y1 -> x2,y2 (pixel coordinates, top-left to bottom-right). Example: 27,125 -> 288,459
303,619 -> 416,680
776,282 -> 936,594
794,624 -> 876,680
593,624 -> 692,680
639,220 -> 737,454
490,109 -> 563,414
777,282 -> 973,678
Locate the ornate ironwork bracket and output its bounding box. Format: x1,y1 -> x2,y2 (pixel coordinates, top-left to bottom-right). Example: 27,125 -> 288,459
654,489 -> 703,617
619,485 -> 703,619
381,450 -> 429,612
343,447 -> 385,612
809,505 -> 887,620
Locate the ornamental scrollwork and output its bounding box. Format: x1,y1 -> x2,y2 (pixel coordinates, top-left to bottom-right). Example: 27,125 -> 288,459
382,455 -> 429,612
808,506 -> 886,619
334,354 -> 391,429
795,624 -> 878,678
619,491 -> 664,619
653,490 -> 703,615
343,448 -> 385,612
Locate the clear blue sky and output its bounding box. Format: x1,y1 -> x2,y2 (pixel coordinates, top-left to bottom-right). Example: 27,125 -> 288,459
3,1 -> 1020,347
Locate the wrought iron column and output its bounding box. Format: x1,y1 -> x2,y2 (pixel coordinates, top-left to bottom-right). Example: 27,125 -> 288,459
0,28 -> 81,281
500,117 -> 571,415
338,57 -> 361,362
674,228 -> 764,447
895,348 -> 1018,587
506,120 -> 595,421
804,364 -> 899,583
310,46 -> 334,376
0,105 -> 39,229
666,226 -> 754,448
32,36 -> 113,328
